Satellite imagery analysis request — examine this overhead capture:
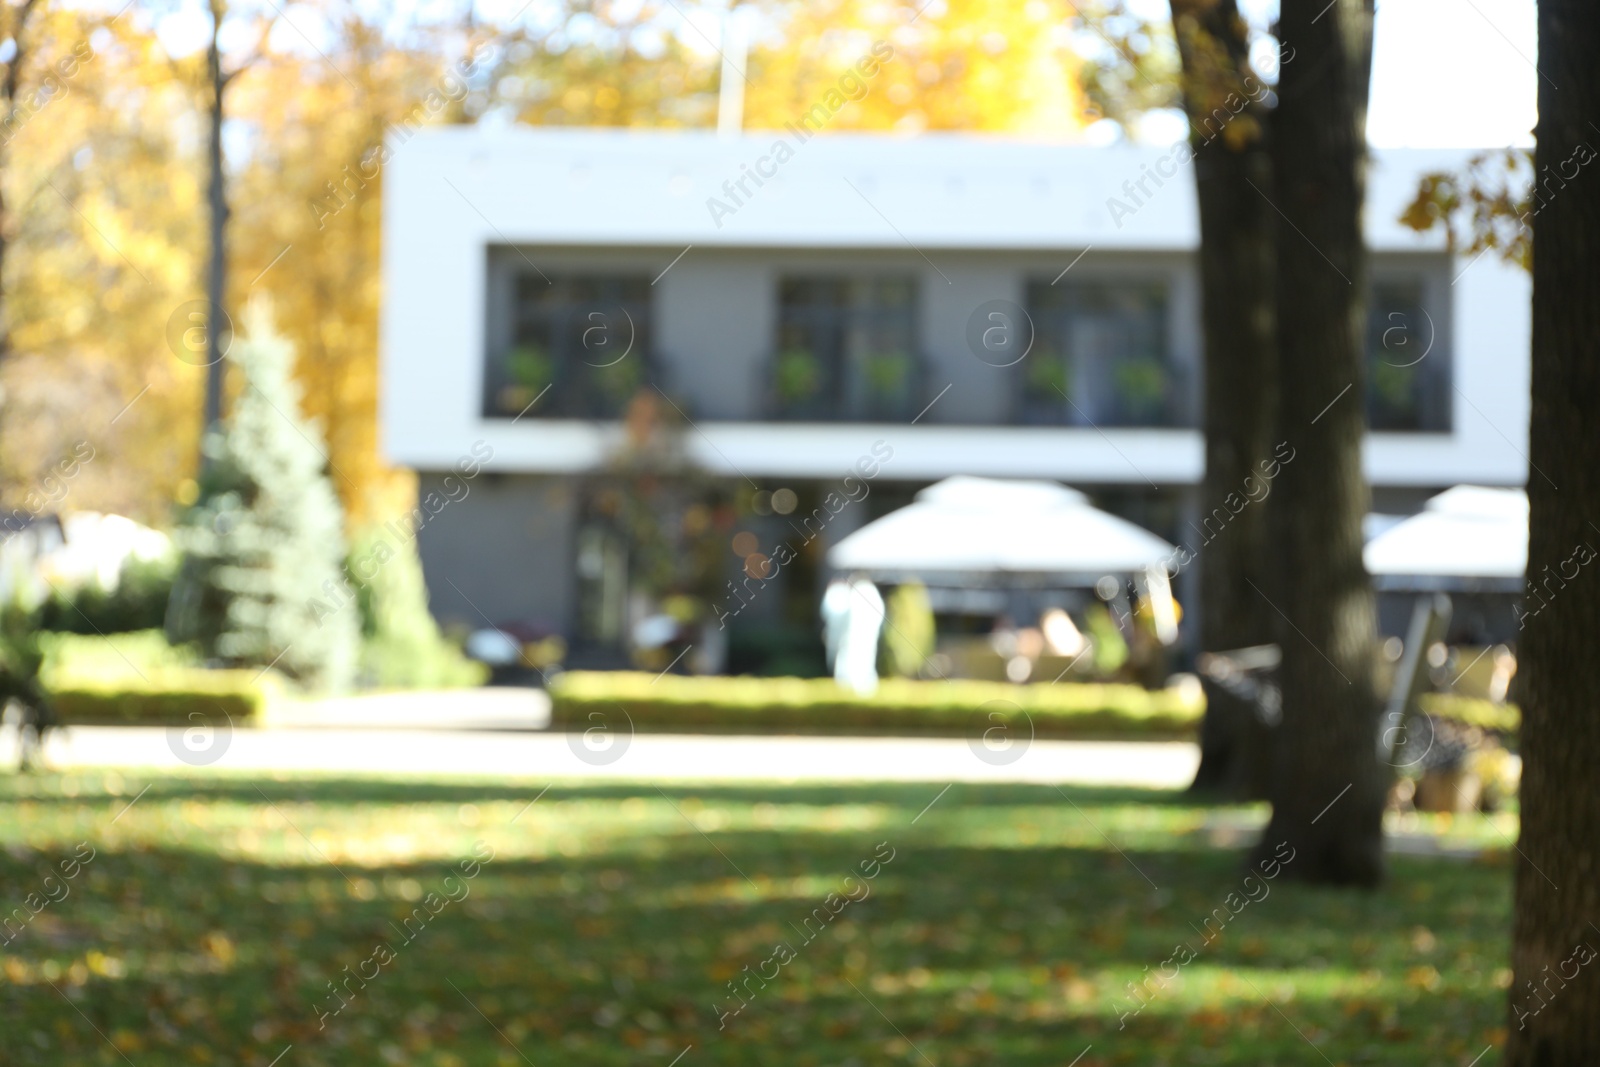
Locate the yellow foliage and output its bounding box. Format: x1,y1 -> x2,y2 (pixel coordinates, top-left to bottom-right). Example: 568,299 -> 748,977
3,12 -> 205,523
744,0 -> 1094,135
226,18 -> 446,526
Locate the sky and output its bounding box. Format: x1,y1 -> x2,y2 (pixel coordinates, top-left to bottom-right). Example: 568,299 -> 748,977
1366,0 -> 1538,148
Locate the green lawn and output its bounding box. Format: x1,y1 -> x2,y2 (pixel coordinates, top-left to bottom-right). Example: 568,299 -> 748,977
0,771 -> 1512,1066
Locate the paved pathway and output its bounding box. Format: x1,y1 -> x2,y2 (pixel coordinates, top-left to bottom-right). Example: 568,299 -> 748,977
13,692 -> 1497,857
263,686 -> 553,731
35,725 -> 1199,787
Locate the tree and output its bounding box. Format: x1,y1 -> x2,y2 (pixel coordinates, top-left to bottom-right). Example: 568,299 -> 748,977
199,0 -> 271,449
1167,0 -> 1278,798
484,0 -> 1160,137
229,3 -> 486,526
485,0 -> 718,127
3,11 -> 209,522
167,299 -> 357,690
1248,0 -> 1383,886
0,0 -> 42,370
741,0 -> 1109,136
346,525 -> 485,689
1399,148 -> 1534,273
1505,0 -> 1600,1059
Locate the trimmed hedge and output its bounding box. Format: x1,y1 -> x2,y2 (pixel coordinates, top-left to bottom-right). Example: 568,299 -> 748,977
550,673 -> 1524,741
549,672 -> 1205,738
39,631 -> 271,727
49,673 -> 269,727
1420,693 -> 1520,733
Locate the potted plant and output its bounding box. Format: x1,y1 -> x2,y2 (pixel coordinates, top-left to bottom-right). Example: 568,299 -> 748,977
775,348 -> 823,414
498,344 -> 556,415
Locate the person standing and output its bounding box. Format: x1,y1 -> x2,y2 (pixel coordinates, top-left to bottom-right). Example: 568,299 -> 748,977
829,573 -> 884,695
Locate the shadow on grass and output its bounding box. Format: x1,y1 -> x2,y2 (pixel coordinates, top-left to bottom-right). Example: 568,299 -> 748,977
0,773 -> 1507,1067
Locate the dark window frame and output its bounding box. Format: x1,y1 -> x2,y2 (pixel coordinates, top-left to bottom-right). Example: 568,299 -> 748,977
1365,267 -> 1452,433
484,272 -> 654,420
770,275 -> 924,421
1018,278 -> 1188,428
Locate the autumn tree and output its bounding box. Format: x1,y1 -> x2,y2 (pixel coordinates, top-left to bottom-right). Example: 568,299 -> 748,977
1505,0 -> 1600,1060
228,4 -> 465,526
1167,0 -> 1278,798
483,0 -> 1162,136
741,0 -> 1105,135
1400,148 -> 1534,273
0,9 -> 209,521
1248,0 -> 1383,886
0,0 -> 43,372
484,0 -> 718,127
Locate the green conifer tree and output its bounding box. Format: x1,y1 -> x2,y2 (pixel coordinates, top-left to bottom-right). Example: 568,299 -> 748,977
167,300 -> 356,690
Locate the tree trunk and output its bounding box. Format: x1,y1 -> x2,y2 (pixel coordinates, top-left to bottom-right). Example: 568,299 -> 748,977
203,2 -> 230,447
1504,1 -> 1600,1060
1249,0 -> 1383,886
1169,0 -> 1280,800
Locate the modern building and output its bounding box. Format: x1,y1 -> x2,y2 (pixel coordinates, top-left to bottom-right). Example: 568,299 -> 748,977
382,127 -> 1529,668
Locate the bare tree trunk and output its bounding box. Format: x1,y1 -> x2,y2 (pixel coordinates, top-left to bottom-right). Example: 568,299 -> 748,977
203,0 -> 230,446
1169,0 -> 1279,799
1505,1 -> 1600,1060
1249,0 -> 1383,886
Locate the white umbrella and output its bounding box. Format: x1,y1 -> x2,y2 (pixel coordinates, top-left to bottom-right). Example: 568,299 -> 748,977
1364,485 -> 1527,591
828,475 -> 1176,586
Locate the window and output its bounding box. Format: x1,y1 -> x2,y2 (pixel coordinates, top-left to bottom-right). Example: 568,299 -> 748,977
1020,280 -> 1183,427
485,274 -> 651,419
772,277 -> 921,421
1366,278 -> 1450,432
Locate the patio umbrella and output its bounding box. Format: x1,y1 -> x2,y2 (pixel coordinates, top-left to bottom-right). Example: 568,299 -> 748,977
827,475 -> 1176,587
1363,485 -> 1527,592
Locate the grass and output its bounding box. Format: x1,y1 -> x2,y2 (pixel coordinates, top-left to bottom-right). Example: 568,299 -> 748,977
0,771 -> 1512,1066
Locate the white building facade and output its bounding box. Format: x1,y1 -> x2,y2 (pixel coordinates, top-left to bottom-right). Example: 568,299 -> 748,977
381,128 -> 1529,665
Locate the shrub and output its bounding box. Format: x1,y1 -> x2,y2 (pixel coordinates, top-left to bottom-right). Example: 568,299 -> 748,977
883,582 -> 935,678
39,630 -> 269,725
0,597 -> 49,734
38,629 -> 199,681
166,301 -> 357,690
1419,693 -> 1520,734
549,672 -> 1204,738
1084,605 -> 1129,675
725,624 -> 827,678
346,526 -> 487,689
49,676 -> 268,726
39,554 -> 177,635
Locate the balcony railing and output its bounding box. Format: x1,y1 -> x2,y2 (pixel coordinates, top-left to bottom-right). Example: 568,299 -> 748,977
1014,354 -> 1194,428
764,348 -> 928,422
484,344 -> 655,420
